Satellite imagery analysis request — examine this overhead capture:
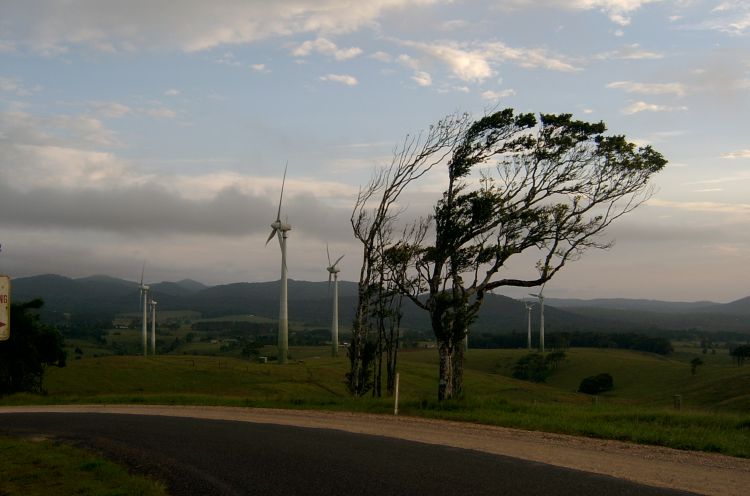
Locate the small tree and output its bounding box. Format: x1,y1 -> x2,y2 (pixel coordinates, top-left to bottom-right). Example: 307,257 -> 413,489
731,345 -> 750,367
0,299 -> 67,395
690,357 -> 704,375
579,373 -> 614,395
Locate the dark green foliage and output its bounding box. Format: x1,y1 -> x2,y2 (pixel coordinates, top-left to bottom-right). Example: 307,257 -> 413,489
690,357 -> 704,375
578,373 -> 614,395
730,345 -> 750,366
471,331 -> 672,355
0,299 -> 67,395
512,352 -> 567,383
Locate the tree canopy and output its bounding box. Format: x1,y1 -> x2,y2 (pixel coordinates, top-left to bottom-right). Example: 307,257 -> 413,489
0,299 -> 67,396
391,108 -> 666,400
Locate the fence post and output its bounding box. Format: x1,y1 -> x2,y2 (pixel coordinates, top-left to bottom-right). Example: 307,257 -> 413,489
394,373 -> 400,416
673,394 -> 682,410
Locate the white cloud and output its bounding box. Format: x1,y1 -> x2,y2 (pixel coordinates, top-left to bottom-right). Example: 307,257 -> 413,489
91,101 -> 133,118
503,0 -> 665,26
251,63 -> 269,73
481,89 -> 516,102
216,52 -> 242,67
0,76 -> 35,96
412,71 -> 432,86
399,39 -> 578,84
607,81 -> 687,97
320,74 -> 358,86
721,149 -> 750,159
622,101 -> 688,114
594,43 -> 663,60
292,37 -> 362,61
648,198 -> 750,215
144,106 -> 177,119
371,51 -> 392,62
164,88 -> 180,96
0,0 -> 440,54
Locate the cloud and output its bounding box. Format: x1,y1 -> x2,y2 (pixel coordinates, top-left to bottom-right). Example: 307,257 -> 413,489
164,88 -> 180,96
320,73 -> 358,86
91,101 -> 133,118
594,43 -> 663,60
691,1 -> 750,35
621,101 -> 688,114
399,39 -> 578,84
1,0 -> 439,54
647,198 -> 750,215
370,51 -> 392,62
145,106 -> 177,119
502,0 -> 665,26
481,89 -> 516,102
411,71 -> 432,86
251,63 -> 270,73
292,37 -> 362,61
607,81 -> 687,97
0,76 -> 37,96
721,149 -> 750,159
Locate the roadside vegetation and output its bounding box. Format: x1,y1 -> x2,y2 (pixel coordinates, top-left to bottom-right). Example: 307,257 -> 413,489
0,435 -> 167,496
2,346 -> 748,458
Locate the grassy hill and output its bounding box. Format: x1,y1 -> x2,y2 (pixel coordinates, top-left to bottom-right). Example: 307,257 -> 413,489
2,347 -> 748,457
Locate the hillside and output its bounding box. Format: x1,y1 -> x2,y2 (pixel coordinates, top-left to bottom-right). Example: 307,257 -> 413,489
9,274 -> 750,333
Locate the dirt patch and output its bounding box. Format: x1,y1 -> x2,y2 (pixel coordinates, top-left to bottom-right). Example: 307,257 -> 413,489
2,405 -> 748,495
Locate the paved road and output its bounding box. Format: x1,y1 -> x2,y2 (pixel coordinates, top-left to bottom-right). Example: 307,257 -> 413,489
1,413 -> 696,496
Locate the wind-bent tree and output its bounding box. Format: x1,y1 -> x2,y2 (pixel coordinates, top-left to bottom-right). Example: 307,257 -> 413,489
392,109 -> 666,400
347,112 -> 470,396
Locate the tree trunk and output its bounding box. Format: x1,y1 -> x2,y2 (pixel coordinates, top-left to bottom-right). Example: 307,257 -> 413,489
437,340 -> 454,401
451,339 -> 464,398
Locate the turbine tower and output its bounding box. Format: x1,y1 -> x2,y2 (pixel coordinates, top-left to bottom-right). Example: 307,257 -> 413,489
266,164 -> 291,364
326,245 -> 344,358
529,285 -> 546,353
138,263 -> 149,357
150,297 -> 157,354
524,301 -> 534,350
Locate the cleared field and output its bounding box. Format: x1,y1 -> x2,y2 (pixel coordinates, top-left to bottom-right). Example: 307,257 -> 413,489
2,348 -> 749,457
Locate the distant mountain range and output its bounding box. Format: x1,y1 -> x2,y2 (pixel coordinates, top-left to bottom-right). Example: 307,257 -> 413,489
9,274 -> 750,334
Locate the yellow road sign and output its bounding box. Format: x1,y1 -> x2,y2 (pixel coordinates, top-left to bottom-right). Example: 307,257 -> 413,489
0,276 -> 9,341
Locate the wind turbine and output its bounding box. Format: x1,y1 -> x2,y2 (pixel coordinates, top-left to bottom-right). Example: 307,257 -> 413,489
138,263 -> 149,357
266,164 -> 291,364
150,297 -> 157,354
326,245 -> 344,358
524,301 -> 534,350
529,284 -> 546,353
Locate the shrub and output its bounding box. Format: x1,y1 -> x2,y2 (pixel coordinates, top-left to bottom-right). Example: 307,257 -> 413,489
578,373 -> 614,395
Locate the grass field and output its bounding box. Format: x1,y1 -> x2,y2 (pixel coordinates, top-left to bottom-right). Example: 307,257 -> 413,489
0,435 -> 168,496
2,346 -> 749,457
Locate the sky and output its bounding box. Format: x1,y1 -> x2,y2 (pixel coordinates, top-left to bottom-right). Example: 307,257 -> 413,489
0,0 -> 748,303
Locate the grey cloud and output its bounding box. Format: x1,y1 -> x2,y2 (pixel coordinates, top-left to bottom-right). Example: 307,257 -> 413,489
0,182 -> 352,242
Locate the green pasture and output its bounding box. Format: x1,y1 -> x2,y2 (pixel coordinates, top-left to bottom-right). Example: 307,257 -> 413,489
0,435 -> 167,496
2,347 -> 749,457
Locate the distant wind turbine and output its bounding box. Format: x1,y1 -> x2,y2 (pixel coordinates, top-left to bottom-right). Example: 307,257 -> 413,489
524,301 -> 534,350
138,263 -> 149,357
266,164 -> 291,364
326,245 -> 344,358
150,297 -> 157,354
529,284 -> 546,353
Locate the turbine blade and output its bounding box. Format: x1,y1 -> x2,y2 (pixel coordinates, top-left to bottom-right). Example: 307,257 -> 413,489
276,162 -> 287,222
326,243 -> 331,266
140,261 -> 146,286
333,254 -> 344,267
265,228 -> 278,245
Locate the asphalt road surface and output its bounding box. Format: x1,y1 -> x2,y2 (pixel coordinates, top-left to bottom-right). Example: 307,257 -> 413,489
1,413 -> 696,496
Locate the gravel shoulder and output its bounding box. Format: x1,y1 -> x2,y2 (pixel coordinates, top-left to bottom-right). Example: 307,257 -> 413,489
2,404 -> 748,496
